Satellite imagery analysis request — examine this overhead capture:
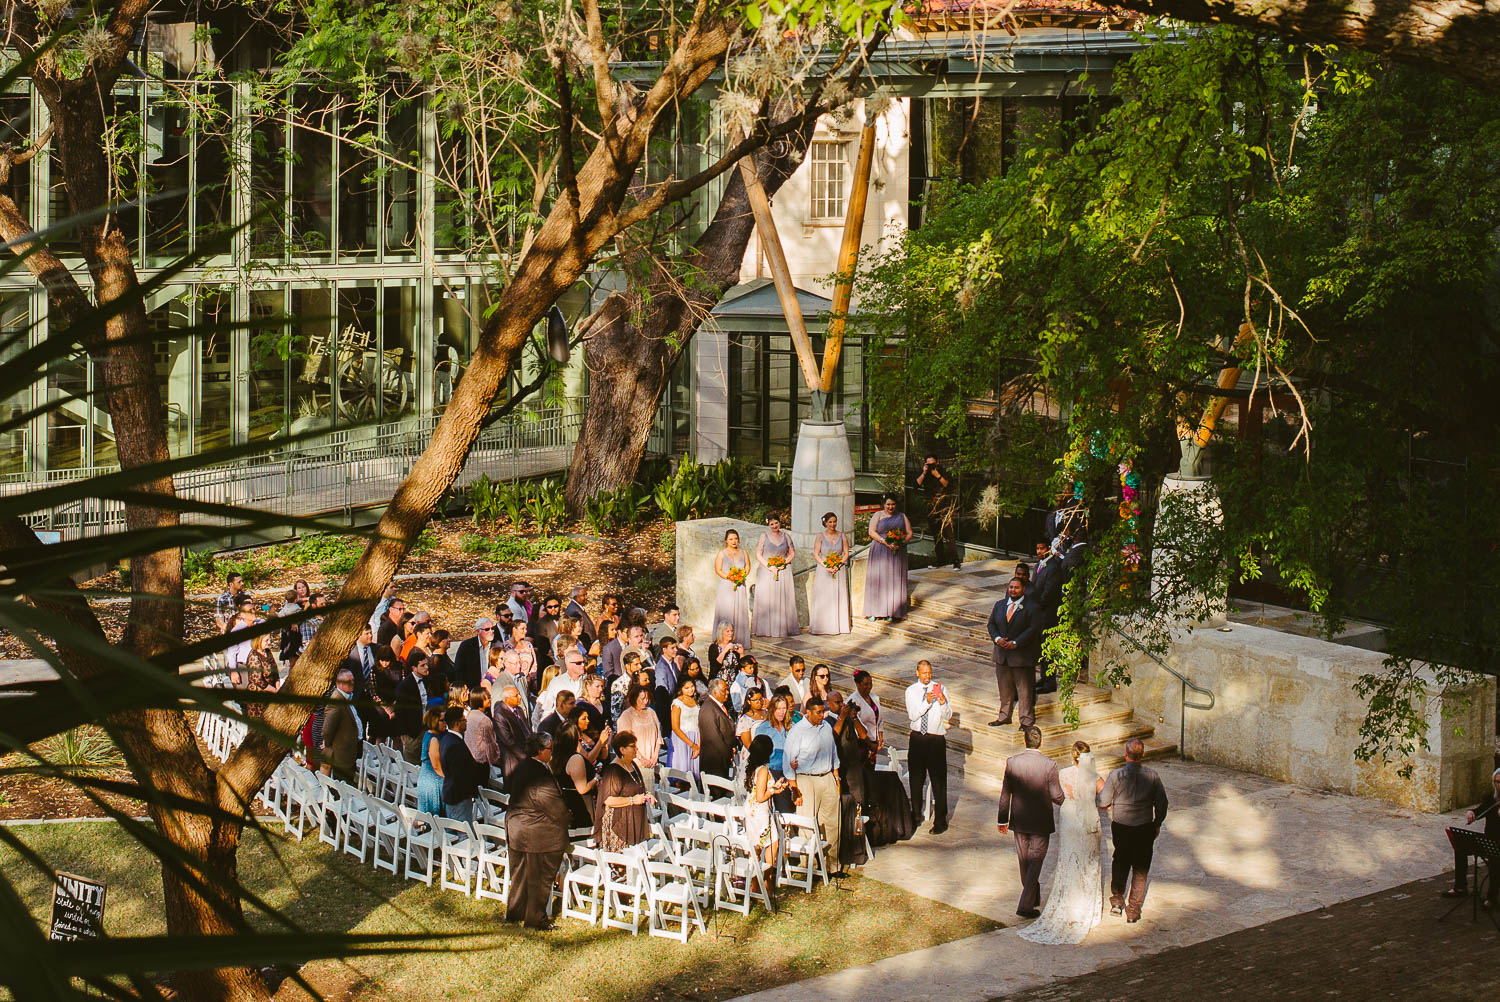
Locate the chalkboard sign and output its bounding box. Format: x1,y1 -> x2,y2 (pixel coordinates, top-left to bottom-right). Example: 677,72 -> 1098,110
49,871 -> 106,942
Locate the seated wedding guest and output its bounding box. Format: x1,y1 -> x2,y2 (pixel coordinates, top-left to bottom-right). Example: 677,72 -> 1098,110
616,683 -> 663,791
536,690 -> 577,740
554,717 -> 599,831
506,734 -> 571,929
440,705 -> 480,822
492,685 -> 532,779
318,668 -> 363,778
465,690 -> 501,769
1443,766 -> 1500,905
596,731 -> 652,852
731,656 -> 772,713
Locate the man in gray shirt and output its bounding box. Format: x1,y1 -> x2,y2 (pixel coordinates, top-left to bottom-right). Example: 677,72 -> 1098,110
1097,738 -> 1168,922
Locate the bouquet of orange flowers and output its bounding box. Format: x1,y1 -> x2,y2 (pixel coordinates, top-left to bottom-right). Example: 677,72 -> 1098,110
822,552 -> 844,575
884,528 -> 904,550
727,565 -> 748,590
767,555 -> 787,580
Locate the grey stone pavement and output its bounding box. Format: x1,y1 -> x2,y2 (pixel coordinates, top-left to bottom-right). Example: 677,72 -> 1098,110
733,756 -> 1470,1002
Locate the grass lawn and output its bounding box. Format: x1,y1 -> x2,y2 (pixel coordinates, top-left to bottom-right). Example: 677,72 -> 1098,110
2,821 -> 999,1001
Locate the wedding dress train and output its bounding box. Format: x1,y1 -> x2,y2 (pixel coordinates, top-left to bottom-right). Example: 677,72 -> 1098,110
1018,753 -> 1103,945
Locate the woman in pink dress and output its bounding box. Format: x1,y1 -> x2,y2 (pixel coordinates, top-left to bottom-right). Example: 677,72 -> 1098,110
810,512 -> 851,635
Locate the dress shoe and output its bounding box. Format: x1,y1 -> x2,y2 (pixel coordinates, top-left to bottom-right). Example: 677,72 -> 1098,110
1016,908 -> 1041,919
988,718 -> 1011,728
829,870 -> 850,880
930,820 -> 948,835
1440,888 -> 1469,898
1126,914 -> 1141,923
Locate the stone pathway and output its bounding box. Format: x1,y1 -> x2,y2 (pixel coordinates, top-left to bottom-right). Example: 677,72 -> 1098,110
731,758 -> 1470,1001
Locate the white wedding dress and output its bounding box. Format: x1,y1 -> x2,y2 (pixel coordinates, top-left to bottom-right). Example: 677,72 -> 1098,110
1019,753 -> 1103,945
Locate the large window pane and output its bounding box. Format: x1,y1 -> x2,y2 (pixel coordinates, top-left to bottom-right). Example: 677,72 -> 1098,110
433,123 -> 467,252
0,294 -> 31,474
766,337 -> 794,467
250,112 -> 288,256
290,92 -> 333,258
149,287 -> 193,458
335,285 -> 379,422
385,99 -> 420,255
339,103 -> 378,258
433,284 -> 472,410
729,335 -> 762,464
0,95 -> 33,226
382,284 -> 418,420
198,291 -> 234,451
248,288 -> 288,443
194,84 -> 233,250
45,345 -> 86,470
144,88 -> 191,262
289,285 -> 334,432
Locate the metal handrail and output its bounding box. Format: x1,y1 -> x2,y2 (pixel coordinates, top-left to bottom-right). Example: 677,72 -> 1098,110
1114,627 -> 1215,759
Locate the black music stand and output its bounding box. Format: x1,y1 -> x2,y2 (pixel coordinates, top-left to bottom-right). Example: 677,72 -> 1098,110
1441,827 -> 1500,931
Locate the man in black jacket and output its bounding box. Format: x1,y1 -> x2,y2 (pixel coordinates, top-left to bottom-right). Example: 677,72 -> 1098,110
1444,766 -> 1500,907
439,705 -> 481,823
987,577 -> 1042,730
393,657 -> 435,763
453,617 -> 495,692
505,733 -> 572,929
491,684 -> 532,780
698,678 -> 737,779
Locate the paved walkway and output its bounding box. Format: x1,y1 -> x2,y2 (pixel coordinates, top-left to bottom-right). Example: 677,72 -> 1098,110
733,758 -> 1470,1001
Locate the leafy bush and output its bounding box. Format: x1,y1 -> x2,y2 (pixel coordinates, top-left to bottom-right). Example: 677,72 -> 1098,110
653,467 -> 705,522
659,525 -> 676,556
39,726 -> 125,775
631,569 -> 668,594
523,478 -> 568,537
610,483 -> 653,528
182,549 -> 217,591
183,549 -> 274,592
583,491 -> 615,536
467,474 -> 505,527
760,461 -> 792,508
460,532 -> 583,564
412,528 -> 440,553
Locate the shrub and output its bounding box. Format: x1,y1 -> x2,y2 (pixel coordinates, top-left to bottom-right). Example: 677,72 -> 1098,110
523,478 -> 568,537
39,726 -> 125,775
460,532 -> 583,564
659,525 -> 676,556
467,474 -> 505,527
183,549 -> 216,591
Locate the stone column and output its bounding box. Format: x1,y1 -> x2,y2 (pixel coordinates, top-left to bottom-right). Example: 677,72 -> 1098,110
1151,473 -> 1228,627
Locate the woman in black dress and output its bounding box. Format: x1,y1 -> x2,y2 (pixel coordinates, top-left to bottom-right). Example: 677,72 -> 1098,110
825,689 -> 870,867
596,732 -> 651,851
552,718 -> 598,832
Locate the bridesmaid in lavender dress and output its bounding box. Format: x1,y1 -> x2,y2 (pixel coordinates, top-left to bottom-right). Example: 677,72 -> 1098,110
753,515 -> 800,637
810,512 -> 852,635
863,495 -> 912,621
712,529 -> 753,650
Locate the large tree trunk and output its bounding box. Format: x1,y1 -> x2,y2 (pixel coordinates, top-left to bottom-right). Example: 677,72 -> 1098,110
1120,1 -> 1500,90
564,110 -> 822,508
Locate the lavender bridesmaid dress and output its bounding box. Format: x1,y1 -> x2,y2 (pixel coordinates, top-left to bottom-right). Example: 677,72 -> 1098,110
862,512 -> 910,620
810,530 -> 852,635
753,532 -> 799,637
712,548 -> 752,649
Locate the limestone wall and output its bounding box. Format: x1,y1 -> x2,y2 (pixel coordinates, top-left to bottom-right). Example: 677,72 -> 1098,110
1107,624 -> 1496,812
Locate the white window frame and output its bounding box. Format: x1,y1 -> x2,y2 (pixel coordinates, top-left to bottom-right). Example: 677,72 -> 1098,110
808,139 -> 847,220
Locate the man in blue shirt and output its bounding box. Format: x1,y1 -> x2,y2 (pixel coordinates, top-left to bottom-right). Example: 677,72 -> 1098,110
784,696 -> 844,876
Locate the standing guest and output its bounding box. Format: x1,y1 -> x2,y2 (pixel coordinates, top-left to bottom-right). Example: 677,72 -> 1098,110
440,705 -> 480,822
754,694 -> 793,781
784,696 -> 844,875
501,620 -> 539,692
454,618 -> 495,692
374,597 -> 407,654
505,734 -> 571,930
753,514 -> 799,637
736,689 -> 768,776
564,586 -> 596,645
368,581 -> 398,635
465,690 -> 501,769
394,655 -> 436,763
674,625 -> 698,672
621,624 -> 652,670
551,615 -> 583,667
783,655 -> 810,707
416,707 -> 447,815
366,648 -> 402,742
613,652 -> 646,721
709,623 -> 745,680
905,659 -> 952,834
486,647 -> 533,718
679,657 -> 709,703
669,677 -> 702,777
653,638 -> 681,700
731,656 -> 772,713
554,718 -> 599,830
576,673 -> 610,729
1097,737 -> 1170,922
997,726 -> 1065,918
401,620 -> 433,666
506,581 -> 532,623
1444,766 -> 1500,905
616,683 -> 664,791
825,689 -> 870,868
531,595 -> 561,670
297,592 -> 326,652
589,620 -> 618,675
744,735 -> 790,889
536,649 -> 587,724
492,685 -> 532,779
319,668 -> 363,778
811,512 -> 852,635
987,577 -> 1042,730
215,571 -> 244,633
536,691 -> 577,740
347,624 -> 377,695
916,455 -> 958,568
429,630 -> 454,683
698,677 -> 736,779
848,670 -> 885,752
863,495 -> 912,622
808,663 -> 834,703
650,605 -> 682,648
596,732 -> 652,851
225,596 -> 263,685
242,635 -> 281,718
711,530 -> 753,649
597,593 -> 622,637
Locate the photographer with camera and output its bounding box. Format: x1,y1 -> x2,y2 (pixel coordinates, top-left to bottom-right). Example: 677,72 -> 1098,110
916,455 -> 960,567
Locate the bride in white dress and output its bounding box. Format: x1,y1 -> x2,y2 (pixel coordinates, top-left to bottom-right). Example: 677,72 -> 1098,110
1019,744 -> 1104,945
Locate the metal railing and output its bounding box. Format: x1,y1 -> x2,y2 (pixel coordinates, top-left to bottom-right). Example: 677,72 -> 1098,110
4,398 -> 586,543
1114,627 -> 1215,760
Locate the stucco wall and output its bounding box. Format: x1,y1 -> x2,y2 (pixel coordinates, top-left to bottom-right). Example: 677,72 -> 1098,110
1106,625 -> 1495,813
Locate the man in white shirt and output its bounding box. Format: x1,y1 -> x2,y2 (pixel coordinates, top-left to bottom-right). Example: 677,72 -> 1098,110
782,655 -> 810,706
536,648 -> 586,726
784,696 -> 844,875
905,659 -> 953,835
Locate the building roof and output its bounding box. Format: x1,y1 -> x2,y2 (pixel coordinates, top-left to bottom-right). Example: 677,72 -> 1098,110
909,0 -> 1141,31
711,279 -> 833,321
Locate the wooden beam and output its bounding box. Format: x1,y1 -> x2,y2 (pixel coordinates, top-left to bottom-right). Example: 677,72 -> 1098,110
819,118 -> 878,393
736,155 -> 823,394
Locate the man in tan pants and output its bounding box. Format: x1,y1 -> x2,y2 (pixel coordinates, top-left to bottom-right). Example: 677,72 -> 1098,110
785,696 -> 845,877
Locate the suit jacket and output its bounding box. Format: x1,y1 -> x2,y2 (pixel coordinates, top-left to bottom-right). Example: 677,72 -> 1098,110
453,636 -> 485,691
492,702 -> 532,777
1470,791 -> 1499,838
392,673 -> 431,738
506,757 -> 573,853
599,637 -> 625,682
319,696 -> 362,774
988,596 -> 1042,666
997,748 -> 1064,835
1030,561 -> 1063,619
565,600 -> 596,646
698,696 -> 736,774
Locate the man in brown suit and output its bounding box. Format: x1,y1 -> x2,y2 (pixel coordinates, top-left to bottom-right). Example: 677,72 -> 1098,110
997,726 -> 1065,917
505,733 -> 571,929
699,678 -> 736,778
987,577 -> 1043,730
318,669 -> 363,777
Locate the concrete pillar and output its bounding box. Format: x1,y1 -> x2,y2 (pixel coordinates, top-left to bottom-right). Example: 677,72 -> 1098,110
1152,473 -> 1228,626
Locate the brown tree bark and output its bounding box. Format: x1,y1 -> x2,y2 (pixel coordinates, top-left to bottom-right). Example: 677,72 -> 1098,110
563,111 -> 823,509
1119,0 -> 1500,90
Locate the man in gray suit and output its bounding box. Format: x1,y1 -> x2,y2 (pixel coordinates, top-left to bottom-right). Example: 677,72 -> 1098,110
997,726 -> 1065,917
1098,737 -> 1169,922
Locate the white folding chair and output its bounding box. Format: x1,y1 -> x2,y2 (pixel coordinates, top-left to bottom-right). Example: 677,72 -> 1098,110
282,768 -> 319,841
369,795 -> 405,875
399,760 -> 422,809
357,742 -> 382,794
644,859 -> 707,942
436,817 -> 478,896
473,822 -> 510,903
377,745 -> 402,802
661,768 -> 700,798
701,773 -> 737,804
477,788 -> 509,825
560,845 -> 604,925
400,807 -> 439,885
778,812 -> 830,892
600,850 -> 648,934
713,834 -> 772,916
315,774 -> 348,850
342,789 -> 378,863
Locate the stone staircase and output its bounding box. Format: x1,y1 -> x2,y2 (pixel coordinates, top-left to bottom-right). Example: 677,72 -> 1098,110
749,560 -> 1176,775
